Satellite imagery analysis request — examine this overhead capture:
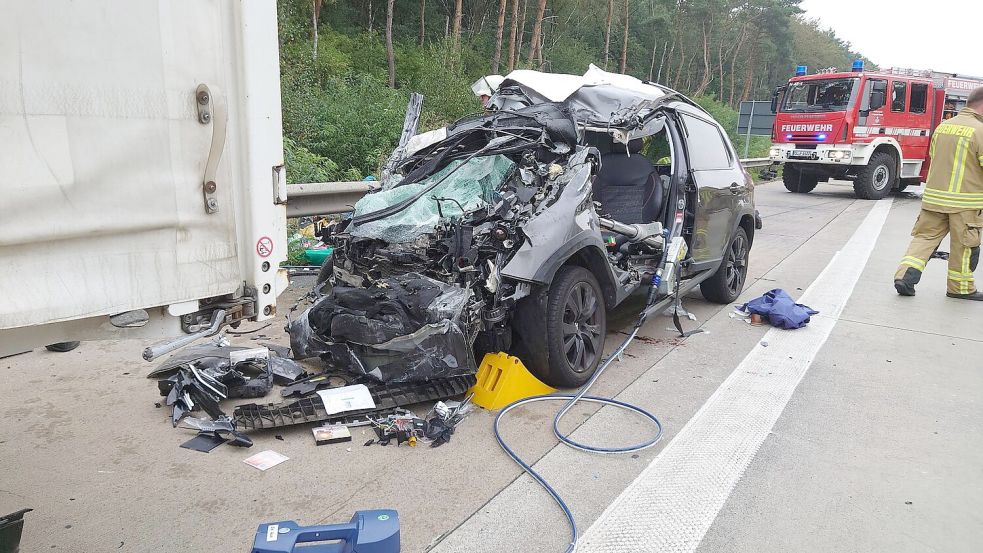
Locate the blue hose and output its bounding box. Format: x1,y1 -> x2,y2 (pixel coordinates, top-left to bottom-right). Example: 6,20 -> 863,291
493,317 -> 664,552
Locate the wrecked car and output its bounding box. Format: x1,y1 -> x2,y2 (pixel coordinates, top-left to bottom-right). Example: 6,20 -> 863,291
292,66 -> 758,388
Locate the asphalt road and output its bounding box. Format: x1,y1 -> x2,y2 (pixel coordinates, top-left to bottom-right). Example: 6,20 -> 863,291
1,180 -> 980,553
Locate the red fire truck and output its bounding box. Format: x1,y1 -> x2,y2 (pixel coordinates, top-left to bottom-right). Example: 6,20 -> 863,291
768,63 -> 983,199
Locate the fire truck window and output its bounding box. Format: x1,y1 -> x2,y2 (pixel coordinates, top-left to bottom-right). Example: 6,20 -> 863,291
781,78 -> 859,113
891,81 -> 907,112
909,83 -> 928,114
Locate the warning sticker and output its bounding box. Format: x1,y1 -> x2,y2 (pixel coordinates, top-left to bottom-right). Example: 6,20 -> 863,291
256,236 -> 274,258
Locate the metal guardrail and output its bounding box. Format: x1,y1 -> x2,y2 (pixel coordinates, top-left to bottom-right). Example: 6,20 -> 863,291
286,158 -> 774,218
739,157 -> 772,169
285,180 -> 379,218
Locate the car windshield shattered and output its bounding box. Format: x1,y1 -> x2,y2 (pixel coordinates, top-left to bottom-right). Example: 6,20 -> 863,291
351,154 -> 515,243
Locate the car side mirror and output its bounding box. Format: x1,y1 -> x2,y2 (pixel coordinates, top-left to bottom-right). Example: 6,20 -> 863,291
869,90 -> 886,111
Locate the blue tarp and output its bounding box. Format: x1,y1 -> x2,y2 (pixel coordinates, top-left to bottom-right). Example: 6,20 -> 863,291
739,289 -> 818,330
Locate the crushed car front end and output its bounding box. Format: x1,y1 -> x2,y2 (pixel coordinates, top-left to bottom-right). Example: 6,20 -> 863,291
289,103 -> 623,383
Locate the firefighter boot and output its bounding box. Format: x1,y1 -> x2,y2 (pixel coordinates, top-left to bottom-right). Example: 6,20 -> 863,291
946,291 -> 983,300
894,267 -> 921,297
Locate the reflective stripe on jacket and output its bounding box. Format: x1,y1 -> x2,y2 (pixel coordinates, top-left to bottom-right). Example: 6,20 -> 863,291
925,108 -> 983,212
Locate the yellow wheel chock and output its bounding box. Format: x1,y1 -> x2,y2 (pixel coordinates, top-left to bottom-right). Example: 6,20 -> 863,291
467,352 -> 556,410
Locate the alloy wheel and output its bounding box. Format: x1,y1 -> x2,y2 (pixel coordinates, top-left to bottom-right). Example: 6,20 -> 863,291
561,282 -> 602,374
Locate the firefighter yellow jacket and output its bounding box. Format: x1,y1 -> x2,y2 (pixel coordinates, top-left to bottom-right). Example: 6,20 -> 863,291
924,108 -> 983,212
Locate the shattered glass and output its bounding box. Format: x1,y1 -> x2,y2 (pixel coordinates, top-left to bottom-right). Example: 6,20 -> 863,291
351,154 -> 515,243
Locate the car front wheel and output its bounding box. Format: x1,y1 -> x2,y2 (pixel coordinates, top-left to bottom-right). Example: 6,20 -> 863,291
700,227 -> 750,304
512,265 -> 607,388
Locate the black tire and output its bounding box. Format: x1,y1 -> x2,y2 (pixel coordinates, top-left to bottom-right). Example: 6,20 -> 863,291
511,265 -> 607,388
45,341 -> 80,352
782,164 -> 819,193
853,152 -> 895,200
700,227 -> 750,304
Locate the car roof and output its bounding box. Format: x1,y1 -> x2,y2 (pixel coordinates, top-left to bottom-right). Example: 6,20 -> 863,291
493,65 -> 712,134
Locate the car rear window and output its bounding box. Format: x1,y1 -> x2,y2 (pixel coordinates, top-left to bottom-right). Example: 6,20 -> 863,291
681,115 -> 732,170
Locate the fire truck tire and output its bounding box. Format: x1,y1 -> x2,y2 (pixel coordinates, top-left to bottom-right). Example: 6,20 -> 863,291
853,152 -> 895,200
782,164 -> 819,193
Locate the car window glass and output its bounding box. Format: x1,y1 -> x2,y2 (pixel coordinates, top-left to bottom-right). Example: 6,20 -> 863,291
642,130 -> 672,165
681,115 -> 731,170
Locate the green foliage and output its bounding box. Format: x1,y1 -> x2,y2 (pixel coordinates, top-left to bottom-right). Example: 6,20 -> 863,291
275,0 -> 867,184
693,96 -> 771,158
285,220 -> 310,266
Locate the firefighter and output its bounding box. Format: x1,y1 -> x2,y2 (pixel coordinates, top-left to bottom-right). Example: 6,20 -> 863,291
894,86 -> 983,300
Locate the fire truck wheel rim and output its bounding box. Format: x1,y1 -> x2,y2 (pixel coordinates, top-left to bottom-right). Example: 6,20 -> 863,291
872,165 -> 890,190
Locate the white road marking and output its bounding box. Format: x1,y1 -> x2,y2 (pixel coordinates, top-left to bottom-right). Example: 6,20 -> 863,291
578,198 -> 894,553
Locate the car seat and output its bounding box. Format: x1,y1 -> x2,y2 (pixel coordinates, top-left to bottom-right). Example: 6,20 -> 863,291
593,139 -> 663,248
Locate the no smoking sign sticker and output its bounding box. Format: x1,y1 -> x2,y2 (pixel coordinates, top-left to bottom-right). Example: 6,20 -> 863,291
256,236 -> 274,258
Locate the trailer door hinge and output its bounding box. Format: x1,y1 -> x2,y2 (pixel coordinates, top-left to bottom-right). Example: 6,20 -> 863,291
273,164 -> 287,205
196,83 -> 227,214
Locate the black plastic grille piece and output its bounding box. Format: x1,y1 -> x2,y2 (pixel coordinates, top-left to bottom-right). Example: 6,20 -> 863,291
233,375 -> 475,431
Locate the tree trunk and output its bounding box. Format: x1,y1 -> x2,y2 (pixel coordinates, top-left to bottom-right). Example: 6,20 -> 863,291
385,0 -> 396,88
604,0 -> 613,70
619,0 -> 629,73
741,48 -> 755,104
507,0 -> 520,71
419,0 -> 426,46
492,0 -> 508,74
311,0 -> 322,62
452,0 -> 463,50
516,0 -> 529,66
728,24 -> 749,106
683,54 -> 697,92
693,20 -> 712,96
672,47 -> 686,90
526,0 -> 547,65
367,0 -> 373,34
662,38 -> 675,85
717,40 -> 725,102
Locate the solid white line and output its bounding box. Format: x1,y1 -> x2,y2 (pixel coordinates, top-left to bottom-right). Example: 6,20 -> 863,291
577,198 -> 894,553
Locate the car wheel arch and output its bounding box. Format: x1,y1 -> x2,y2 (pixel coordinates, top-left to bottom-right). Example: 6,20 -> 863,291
738,213 -> 756,247
558,246 -> 619,309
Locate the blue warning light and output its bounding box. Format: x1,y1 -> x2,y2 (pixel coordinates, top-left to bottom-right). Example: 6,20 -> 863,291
795,65 -> 808,76
852,59 -> 864,72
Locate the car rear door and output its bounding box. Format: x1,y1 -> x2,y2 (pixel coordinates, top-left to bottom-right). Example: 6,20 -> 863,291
679,112 -> 744,265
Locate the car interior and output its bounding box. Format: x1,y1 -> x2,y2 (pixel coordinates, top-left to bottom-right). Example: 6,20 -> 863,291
586,130 -> 672,250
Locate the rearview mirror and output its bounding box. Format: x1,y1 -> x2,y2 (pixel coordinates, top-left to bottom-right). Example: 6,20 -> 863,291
770,86 -> 785,114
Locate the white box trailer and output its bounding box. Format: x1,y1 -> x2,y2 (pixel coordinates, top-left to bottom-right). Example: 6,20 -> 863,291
0,0 -> 288,357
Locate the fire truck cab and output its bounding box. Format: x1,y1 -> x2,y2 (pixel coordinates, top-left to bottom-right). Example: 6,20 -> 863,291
768,63 -> 983,199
